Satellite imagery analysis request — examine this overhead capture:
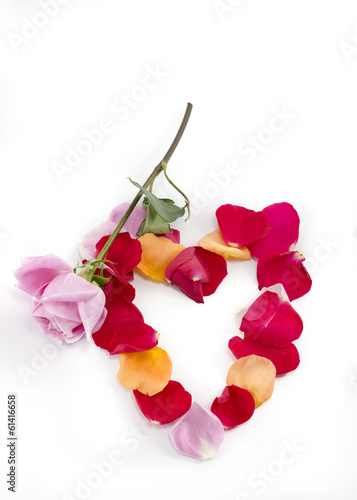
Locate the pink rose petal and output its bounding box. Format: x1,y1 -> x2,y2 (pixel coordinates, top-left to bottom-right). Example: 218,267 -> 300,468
14,254 -> 72,296
170,402 -> 225,460
249,202 -> 300,259
133,380 -> 192,425
257,251 -> 312,301
229,336 -> 300,375
156,229 -> 181,244
78,220 -> 117,261
109,202 -> 147,238
211,385 -> 255,429
216,204 -> 271,248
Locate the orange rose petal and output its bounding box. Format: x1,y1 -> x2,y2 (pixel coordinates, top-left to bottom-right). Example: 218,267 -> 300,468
117,346 -> 172,396
137,233 -> 185,281
198,229 -> 251,260
226,355 -> 276,408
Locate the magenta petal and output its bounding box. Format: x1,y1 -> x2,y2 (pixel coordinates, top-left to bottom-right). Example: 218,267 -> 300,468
169,270 -> 205,303
157,229 -> 181,244
239,290 -> 303,347
216,204 -> 271,248
195,247 -> 228,297
170,402 -> 225,460
257,251 -> 312,301
211,385 -> 255,429
249,202 -> 300,258
14,254 -> 73,296
133,380 -> 192,425
109,203 -> 147,238
229,336 -> 300,375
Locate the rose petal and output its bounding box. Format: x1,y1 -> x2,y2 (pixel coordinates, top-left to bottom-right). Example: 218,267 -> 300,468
248,202 -> 300,259
165,247 -> 227,303
170,402 -> 225,460
95,232 -> 142,278
226,355 -> 276,408
239,290 -> 303,348
198,229 -> 251,260
35,272 -> 107,341
109,203 -> 147,238
78,220 -> 117,261
14,254 -> 73,296
157,229 -> 181,244
216,204 -> 271,248
133,380 -> 192,425
229,336 -> 300,375
92,294 -> 158,354
117,347 -> 172,396
137,233 -> 185,281
257,251 -> 312,301
211,385 -> 255,429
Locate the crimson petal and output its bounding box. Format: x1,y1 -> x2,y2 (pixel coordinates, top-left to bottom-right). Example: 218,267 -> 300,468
216,204 -> 271,248
133,380 -> 192,425
165,247 -> 227,303
229,336 -> 300,375
157,229 -> 181,244
92,294 -> 158,354
211,385 -> 255,429
257,251 -> 312,301
248,202 -> 300,259
239,290 -> 303,347
95,232 -> 142,277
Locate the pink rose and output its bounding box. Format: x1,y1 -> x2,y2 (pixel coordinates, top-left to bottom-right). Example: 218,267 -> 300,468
14,254 -> 107,343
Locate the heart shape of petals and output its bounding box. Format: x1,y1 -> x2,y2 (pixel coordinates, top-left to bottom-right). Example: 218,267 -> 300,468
137,233 -> 185,281
216,204 -> 271,248
226,355 -> 276,408
133,380 -> 192,425
211,385 -> 255,429
92,294 -> 159,355
198,229 -> 251,260
165,246 -> 228,303
248,202 -> 300,259
257,251 -> 312,301
238,290 -> 303,348
95,232 -> 142,279
229,336 -> 300,375
118,346 -> 172,396
170,402 -> 225,460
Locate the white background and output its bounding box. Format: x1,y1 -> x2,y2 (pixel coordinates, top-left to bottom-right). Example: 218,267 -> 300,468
1,1 -> 357,499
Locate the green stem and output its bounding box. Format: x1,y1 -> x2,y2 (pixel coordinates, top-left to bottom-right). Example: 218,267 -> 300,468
162,162 -> 191,221
86,102 -> 193,282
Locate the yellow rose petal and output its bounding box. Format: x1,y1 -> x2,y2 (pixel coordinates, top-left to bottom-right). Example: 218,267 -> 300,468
226,355 -> 276,408
137,233 -> 185,281
117,347 -> 172,396
198,229 -> 251,260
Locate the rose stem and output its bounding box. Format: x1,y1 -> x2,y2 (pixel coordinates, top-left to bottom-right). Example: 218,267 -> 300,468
89,102 -> 193,278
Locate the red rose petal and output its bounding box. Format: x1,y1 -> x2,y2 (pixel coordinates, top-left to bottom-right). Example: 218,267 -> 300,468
133,380 -> 192,425
194,247 -> 228,297
165,247 -> 227,303
92,294 -> 158,354
216,204 -> 271,248
229,336 -> 300,375
240,291 -> 303,347
103,272 -> 136,302
211,385 -> 255,429
257,251 -> 312,301
249,202 -> 300,259
95,232 -> 142,277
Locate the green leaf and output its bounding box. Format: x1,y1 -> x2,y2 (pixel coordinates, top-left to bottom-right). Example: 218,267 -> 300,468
129,179 -> 185,223
136,204 -> 172,236
91,275 -> 111,287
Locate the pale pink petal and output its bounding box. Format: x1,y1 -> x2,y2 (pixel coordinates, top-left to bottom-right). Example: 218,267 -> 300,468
170,402 -> 225,460
14,254 -> 72,296
78,220 -> 117,261
109,202 -> 147,238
